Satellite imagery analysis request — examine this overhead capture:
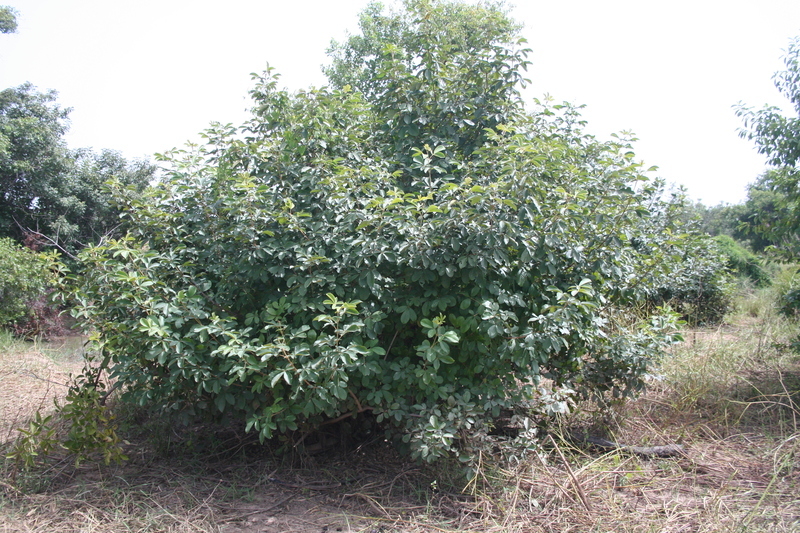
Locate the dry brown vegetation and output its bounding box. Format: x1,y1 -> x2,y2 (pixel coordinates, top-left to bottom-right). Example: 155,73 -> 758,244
1,285 -> 799,533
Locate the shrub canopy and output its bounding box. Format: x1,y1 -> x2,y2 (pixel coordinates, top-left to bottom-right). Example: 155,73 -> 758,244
66,0 -> 722,460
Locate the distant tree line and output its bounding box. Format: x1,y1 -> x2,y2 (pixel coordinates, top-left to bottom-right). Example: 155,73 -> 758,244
685,172 -> 791,256
0,83 -> 156,259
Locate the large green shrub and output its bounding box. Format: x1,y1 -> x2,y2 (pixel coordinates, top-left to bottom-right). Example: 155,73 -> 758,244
0,237 -> 57,327
65,0 -> 715,461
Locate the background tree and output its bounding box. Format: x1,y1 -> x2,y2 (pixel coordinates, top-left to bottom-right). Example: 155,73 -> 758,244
737,171 -> 794,252
46,149 -> 156,256
0,83 -> 73,240
681,201 -> 746,240
0,83 -> 156,257
0,5 -> 17,34
736,36 -> 800,257
673,198 -> 770,289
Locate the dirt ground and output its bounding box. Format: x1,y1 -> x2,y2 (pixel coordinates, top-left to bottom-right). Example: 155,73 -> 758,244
0,336 -> 85,444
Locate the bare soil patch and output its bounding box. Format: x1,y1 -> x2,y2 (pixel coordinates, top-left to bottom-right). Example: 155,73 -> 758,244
0,336 -> 85,444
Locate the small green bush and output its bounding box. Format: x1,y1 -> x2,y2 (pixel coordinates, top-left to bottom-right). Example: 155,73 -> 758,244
713,234 -> 771,287
643,212 -> 733,326
0,238 -> 58,327
779,281 -> 800,318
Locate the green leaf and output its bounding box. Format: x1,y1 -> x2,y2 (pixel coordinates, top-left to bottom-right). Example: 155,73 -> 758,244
401,308 -> 417,324
440,331 -> 459,344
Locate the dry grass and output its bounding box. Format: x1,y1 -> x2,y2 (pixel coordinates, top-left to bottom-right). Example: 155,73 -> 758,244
2,285 -> 800,533
0,332 -> 85,444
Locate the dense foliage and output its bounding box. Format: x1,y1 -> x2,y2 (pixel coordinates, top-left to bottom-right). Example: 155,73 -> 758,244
737,172 -> 796,253
66,0 -> 720,460
52,149 -> 157,256
0,237 -> 57,327
779,285 -> 800,318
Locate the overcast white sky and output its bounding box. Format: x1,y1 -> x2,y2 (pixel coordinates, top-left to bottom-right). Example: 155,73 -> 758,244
1,0 -> 799,205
